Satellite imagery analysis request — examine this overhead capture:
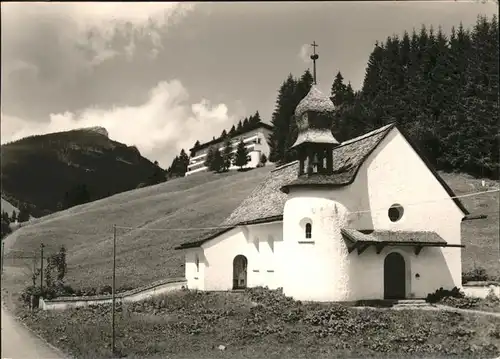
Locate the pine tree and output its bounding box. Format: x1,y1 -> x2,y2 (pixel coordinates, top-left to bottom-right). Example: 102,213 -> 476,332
10,210 -> 17,222
210,148 -> 223,172
221,129 -> 227,138
204,147 -> 215,169
286,70 -> 314,163
362,41 -> 385,100
250,111 -> 262,124
242,117 -> 249,129
260,153 -> 268,166
234,139 -> 249,170
18,204 -> 31,222
1,218 -> 11,239
345,82 -> 355,105
267,74 -> 297,164
177,149 -> 189,176
236,120 -> 243,132
229,125 -> 236,135
222,137 -> 234,171
330,71 -> 348,107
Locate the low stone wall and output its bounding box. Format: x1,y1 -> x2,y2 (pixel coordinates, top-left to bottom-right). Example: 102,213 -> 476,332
462,281 -> 500,299
40,278 -> 187,311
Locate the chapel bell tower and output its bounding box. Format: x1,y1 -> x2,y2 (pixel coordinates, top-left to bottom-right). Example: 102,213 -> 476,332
280,42 -> 351,302
291,42 -> 339,176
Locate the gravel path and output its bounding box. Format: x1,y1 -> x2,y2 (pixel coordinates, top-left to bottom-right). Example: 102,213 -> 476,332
1,304 -> 67,359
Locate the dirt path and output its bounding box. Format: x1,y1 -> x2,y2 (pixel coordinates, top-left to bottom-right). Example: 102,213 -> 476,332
1,304 -> 67,359
353,303 -> 500,318
2,232 -> 69,358
434,304 -> 500,318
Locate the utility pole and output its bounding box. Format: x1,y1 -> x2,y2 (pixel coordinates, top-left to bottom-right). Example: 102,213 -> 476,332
1,241 -> 5,275
111,224 -> 117,355
32,251 -> 38,285
40,243 -> 44,293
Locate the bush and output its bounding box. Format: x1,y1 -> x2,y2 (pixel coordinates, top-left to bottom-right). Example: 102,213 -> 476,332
462,267 -> 489,283
441,296 -> 481,309
99,285 -> 112,295
426,287 -> 464,303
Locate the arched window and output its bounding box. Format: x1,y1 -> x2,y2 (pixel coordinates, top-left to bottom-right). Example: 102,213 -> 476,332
305,223 -> 312,239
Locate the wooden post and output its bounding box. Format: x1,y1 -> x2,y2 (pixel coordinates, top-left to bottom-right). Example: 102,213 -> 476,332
112,224 -> 117,355
32,252 -> 37,285
1,241 -> 4,275
40,243 -> 44,293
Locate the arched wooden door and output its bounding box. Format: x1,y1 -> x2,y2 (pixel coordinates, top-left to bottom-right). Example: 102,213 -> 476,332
384,252 -> 406,299
233,255 -> 248,289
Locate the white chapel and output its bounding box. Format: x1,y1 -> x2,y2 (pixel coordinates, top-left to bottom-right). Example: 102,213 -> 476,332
176,58 -> 470,302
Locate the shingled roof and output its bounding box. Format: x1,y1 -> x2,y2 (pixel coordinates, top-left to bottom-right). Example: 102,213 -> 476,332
341,228 -> 448,245
341,228 -> 464,255
176,123 -> 469,250
282,123 -> 394,191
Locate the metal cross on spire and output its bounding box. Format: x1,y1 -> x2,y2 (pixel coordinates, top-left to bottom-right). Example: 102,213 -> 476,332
310,41 -> 319,85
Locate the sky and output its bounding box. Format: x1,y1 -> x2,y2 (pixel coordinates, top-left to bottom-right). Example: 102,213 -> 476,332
1,2 -> 498,167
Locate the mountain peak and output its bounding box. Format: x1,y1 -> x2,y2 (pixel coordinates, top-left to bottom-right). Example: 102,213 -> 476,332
79,126 -> 109,138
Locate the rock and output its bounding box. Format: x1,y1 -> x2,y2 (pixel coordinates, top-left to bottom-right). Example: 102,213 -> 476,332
80,126 -> 109,137
218,345 -> 226,351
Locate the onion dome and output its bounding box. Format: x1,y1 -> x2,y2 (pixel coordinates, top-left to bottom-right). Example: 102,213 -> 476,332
291,85 -> 339,149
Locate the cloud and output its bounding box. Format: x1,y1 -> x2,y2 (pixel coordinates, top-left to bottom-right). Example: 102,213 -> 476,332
1,80 -> 235,168
298,44 -> 310,63
1,2 -> 195,67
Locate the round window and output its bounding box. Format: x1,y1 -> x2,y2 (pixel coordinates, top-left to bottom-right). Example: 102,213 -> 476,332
388,204 -> 404,222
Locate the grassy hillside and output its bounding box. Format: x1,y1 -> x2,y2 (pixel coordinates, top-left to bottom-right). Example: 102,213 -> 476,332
1,128 -> 162,217
1,198 -> 21,217
439,172 -> 500,279
3,168 -> 499,292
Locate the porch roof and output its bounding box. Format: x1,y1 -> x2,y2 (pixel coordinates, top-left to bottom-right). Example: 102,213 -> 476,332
341,228 -> 464,255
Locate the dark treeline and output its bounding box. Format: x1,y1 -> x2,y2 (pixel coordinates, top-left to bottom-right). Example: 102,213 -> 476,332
268,15 -> 499,179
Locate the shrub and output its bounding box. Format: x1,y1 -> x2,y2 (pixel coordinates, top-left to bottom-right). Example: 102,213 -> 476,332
462,267 -> 489,283
441,296 -> 481,309
426,287 -> 464,303
485,288 -> 500,304
99,285 -> 112,295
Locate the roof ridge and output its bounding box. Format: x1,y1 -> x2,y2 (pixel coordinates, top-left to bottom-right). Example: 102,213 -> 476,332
272,160 -> 299,172
338,122 -> 396,148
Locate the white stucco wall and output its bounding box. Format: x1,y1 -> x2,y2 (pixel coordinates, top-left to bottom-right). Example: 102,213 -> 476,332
189,222 -> 282,291
347,245 -> 456,300
339,128 -> 464,300
360,128 -> 464,289
185,249 -> 205,290
282,194 -> 352,301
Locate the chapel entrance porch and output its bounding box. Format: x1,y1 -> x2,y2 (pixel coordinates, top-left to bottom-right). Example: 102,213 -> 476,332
233,255 -> 248,289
